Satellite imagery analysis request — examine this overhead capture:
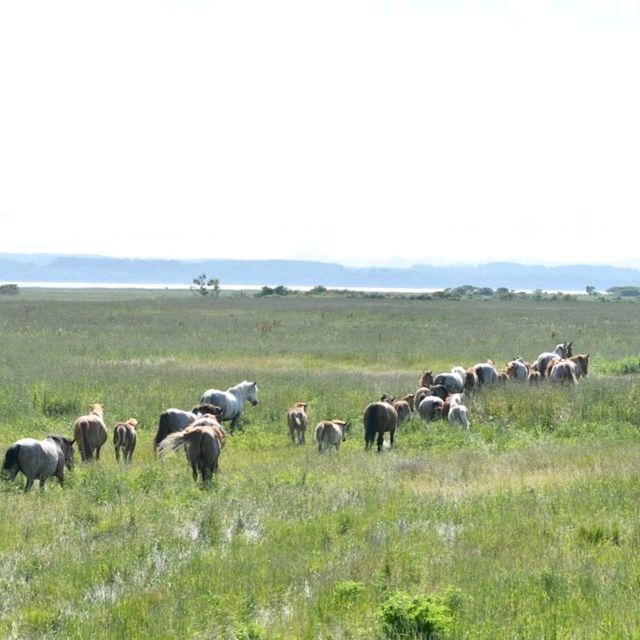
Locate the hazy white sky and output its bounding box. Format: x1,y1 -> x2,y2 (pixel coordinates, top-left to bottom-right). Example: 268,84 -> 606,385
1,1 -> 639,267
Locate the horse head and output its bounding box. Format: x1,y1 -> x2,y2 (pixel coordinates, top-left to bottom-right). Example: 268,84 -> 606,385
248,381 -> 259,406
334,420 -> 350,440
89,403 -> 104,417
194,403 -> 224,418
49,435 -> 75,470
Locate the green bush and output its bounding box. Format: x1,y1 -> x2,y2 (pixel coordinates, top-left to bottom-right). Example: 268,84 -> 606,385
377,590 -> 453,639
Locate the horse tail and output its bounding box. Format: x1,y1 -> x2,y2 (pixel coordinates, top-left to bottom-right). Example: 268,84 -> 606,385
78,420 -> 93,460
113,424 -> 124,448
315,422 -> 326,452
157,431 -> 189,457
2,443 -> 20,477
363,403 -> 382,448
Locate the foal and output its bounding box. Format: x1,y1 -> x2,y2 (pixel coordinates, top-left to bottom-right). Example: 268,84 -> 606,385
113,418 -> 138,464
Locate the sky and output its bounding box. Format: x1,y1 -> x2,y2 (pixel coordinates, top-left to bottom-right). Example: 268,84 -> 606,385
1,0 -> 639,268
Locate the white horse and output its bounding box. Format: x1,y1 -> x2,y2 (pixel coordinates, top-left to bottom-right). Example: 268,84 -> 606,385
535,342 -> 573,377
447,394 -> 470,430
200,380 -> 259,431
417,395 -> 444,421
2,435 -> 75,491
433,366 -> 466,394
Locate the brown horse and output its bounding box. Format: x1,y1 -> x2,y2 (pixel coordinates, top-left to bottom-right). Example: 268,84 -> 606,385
113,418 -> 138,464
548,360 -> 578,385
419,371 -> 435,388
287,402 -> 309,445
158,418 -> 226,485
569,354 -> 590,379
73,404 -> 108,461
363,399 -> 398,452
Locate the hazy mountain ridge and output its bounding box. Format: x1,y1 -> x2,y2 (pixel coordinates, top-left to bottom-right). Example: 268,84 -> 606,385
1,254 -> 640,291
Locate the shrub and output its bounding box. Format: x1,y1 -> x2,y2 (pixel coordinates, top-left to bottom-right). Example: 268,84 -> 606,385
377,590 -> 453,638
0,283 -> 19,295
333,580 -> 365,605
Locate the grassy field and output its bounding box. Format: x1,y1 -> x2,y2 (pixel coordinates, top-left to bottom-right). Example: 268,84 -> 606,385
1,290 -> 640,639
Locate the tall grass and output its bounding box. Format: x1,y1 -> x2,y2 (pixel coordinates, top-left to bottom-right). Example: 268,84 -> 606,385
1,291 -> 640,638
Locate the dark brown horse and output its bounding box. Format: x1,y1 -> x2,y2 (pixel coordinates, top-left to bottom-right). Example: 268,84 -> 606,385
363,399 -> 398,452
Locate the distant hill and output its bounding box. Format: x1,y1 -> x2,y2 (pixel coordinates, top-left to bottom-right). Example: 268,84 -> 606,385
2,253 -> 640,292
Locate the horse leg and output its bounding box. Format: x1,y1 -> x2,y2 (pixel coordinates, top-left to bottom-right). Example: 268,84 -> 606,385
95,445 -> 101,461
390,429 -> 395,448
377,432 -> 384,453
24,476 -> 35,492
115,446 -> 121,463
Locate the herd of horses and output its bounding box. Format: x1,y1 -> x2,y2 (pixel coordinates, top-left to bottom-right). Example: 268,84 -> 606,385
1,343 -> 590,491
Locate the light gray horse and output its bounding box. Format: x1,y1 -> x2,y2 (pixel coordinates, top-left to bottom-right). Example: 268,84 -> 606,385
433,367 -> 466,394
200,380 -> 259,432
472,361 -> 499,386
2,435 -> 75,491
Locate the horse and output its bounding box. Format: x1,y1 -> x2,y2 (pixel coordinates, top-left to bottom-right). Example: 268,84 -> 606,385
464,367 -> 479,391
394,399 -> 412,424
506,358 -> 529,381
429,384 -> 450,401
417,395 -> 444,421
419,371 -> 435,388
535,343 -> 573,377
528,370 -> 542,385
433,367 -> 466,394
314,420 -> 349,453
113,418 -> 138,464
548,360 -> 578,385
2,435 -> 75,491
152,403 -> 222,453
472,361 -> 499,386
363,400 -> 398,452
569,354 -> 590,379
200,380 -> 259,431
158,419 -> 225,485
287,402 -> 308,445
413,387 -> 432,410
447,394 -> 470,430
73,404 -> 108,461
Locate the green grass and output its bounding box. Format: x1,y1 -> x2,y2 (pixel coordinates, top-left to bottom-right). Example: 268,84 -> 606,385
1,290 -> 640,638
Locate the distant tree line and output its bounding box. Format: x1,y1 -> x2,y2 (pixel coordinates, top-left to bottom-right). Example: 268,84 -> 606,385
0,284 -> 19,295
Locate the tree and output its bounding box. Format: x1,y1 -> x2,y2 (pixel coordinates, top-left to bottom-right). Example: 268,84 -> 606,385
191,274 -> 221,297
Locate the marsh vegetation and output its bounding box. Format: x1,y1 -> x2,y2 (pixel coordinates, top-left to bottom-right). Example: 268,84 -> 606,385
1,291 -> 640,638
